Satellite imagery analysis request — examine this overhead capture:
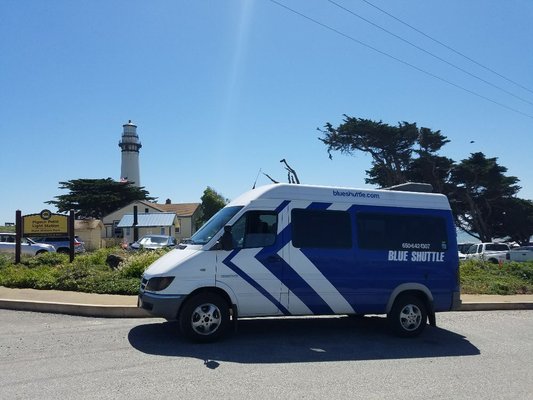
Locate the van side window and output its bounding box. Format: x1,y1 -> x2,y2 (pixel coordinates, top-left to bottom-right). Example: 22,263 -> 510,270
292,209 -> 352,249
231,211 -> 277,249
357,213 -> 448,251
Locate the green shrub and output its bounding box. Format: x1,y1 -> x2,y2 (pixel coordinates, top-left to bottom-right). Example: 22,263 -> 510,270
0,265 -> 60,290
119,249 -> 168,279
0,246 -> 169,295
0,254 -> 13,268
460,260 -> 533,294
20,252 -> 69,268
72,247 -> 126,268
501,261 -> 533,281
77,273 -> 140,295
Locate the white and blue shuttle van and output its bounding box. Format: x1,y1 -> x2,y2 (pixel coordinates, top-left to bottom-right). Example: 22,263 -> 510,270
138,184 -> 461,342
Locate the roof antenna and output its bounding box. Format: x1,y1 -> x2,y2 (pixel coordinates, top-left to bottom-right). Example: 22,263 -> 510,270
252,168 -> 262,189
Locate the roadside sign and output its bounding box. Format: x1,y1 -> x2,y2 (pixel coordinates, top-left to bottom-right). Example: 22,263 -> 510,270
22,210 -> 68,237
16,209 -> 75,263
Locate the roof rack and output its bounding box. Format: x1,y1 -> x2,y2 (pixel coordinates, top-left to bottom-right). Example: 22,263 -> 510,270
384,182 -> 434,193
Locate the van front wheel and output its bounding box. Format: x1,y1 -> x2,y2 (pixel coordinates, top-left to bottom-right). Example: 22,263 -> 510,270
388,295 -> 427,338
179,293 -> 230,343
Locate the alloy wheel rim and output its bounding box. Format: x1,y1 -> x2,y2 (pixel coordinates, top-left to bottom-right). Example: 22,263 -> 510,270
191,303 -> 222,335
399,304 -> 422,331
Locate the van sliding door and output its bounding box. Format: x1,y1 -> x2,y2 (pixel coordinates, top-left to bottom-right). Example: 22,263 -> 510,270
285,204 -> 357,315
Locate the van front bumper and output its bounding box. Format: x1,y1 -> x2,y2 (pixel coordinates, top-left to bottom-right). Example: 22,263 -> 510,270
138,292 -> 185,320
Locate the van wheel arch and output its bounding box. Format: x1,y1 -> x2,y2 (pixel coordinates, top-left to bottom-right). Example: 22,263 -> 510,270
386,284 -> 433,314
178,287 -> 234,316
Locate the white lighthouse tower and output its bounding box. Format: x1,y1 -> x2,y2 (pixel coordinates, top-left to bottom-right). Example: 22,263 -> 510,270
119,120 -> 142,186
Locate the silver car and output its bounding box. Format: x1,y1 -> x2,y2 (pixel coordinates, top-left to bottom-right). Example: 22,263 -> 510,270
128,234 -> 177,251
31,236 -> 86,254
0,233 -> 56,256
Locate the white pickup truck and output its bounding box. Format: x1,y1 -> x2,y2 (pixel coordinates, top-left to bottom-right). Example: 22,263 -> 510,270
465,242 -> 510,263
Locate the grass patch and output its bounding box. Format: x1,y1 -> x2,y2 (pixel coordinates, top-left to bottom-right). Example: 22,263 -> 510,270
460,260 -> 533,295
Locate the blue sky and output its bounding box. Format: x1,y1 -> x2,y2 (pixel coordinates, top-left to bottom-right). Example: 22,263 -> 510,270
1,0 -> 532,226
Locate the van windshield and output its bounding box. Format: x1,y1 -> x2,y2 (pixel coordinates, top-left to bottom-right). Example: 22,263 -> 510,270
189,206 -> 243,245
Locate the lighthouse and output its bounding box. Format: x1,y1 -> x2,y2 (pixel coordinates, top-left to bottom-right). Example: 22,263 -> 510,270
119,120 -> 142,186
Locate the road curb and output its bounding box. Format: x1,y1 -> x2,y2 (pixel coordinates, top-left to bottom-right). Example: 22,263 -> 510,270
459,302 -> 533,311
0,298 -> 532,318
0,299 -> 151,318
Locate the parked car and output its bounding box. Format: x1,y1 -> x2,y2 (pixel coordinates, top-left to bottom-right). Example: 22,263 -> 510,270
31,236 -> 86,254
458,242 -> 476,260
465,242 -> 510,263
128,235 -> 177,251
508,246 -> 533,262
0,233 -> 56,256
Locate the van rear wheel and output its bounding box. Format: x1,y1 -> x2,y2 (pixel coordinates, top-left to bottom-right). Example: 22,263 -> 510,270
388,295 -> 427,337
179,293 -> 230,343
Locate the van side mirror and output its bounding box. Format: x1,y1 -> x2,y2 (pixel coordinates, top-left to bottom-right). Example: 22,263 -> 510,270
220,225 -> 234,251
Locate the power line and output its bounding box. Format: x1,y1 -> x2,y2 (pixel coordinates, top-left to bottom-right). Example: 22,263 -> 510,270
327,0 -> 533,107
359,0 -> 533,95
267,0 -> 533,120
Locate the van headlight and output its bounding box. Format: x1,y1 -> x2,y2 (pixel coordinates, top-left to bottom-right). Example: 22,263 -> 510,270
145,276 -> 175,292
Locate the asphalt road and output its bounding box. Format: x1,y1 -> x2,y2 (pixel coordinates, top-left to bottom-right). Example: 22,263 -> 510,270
0,310 -> 531,400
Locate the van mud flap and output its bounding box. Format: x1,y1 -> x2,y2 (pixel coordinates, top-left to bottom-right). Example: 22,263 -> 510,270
231,304 -> 239,332
428,301 -> 436,327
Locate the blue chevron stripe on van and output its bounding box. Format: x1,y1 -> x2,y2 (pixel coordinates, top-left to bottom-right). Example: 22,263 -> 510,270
222,249 -> 290,315
252,201 -> 336,314
306,202 -> 332,210
275,200 -> 291,213
255,224 -> 334,315
221,200 -> 292,315
221,199 -> 335,315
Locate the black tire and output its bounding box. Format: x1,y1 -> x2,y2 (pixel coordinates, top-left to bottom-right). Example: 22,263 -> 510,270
388,295 -> 427,338
57,248 -> 69,254
35,250 -> 48,255
179,292 -> 230,343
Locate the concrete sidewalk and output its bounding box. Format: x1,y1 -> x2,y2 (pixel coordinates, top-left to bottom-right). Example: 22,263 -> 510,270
0,287 -> 148,318
0,286 -> 532,318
